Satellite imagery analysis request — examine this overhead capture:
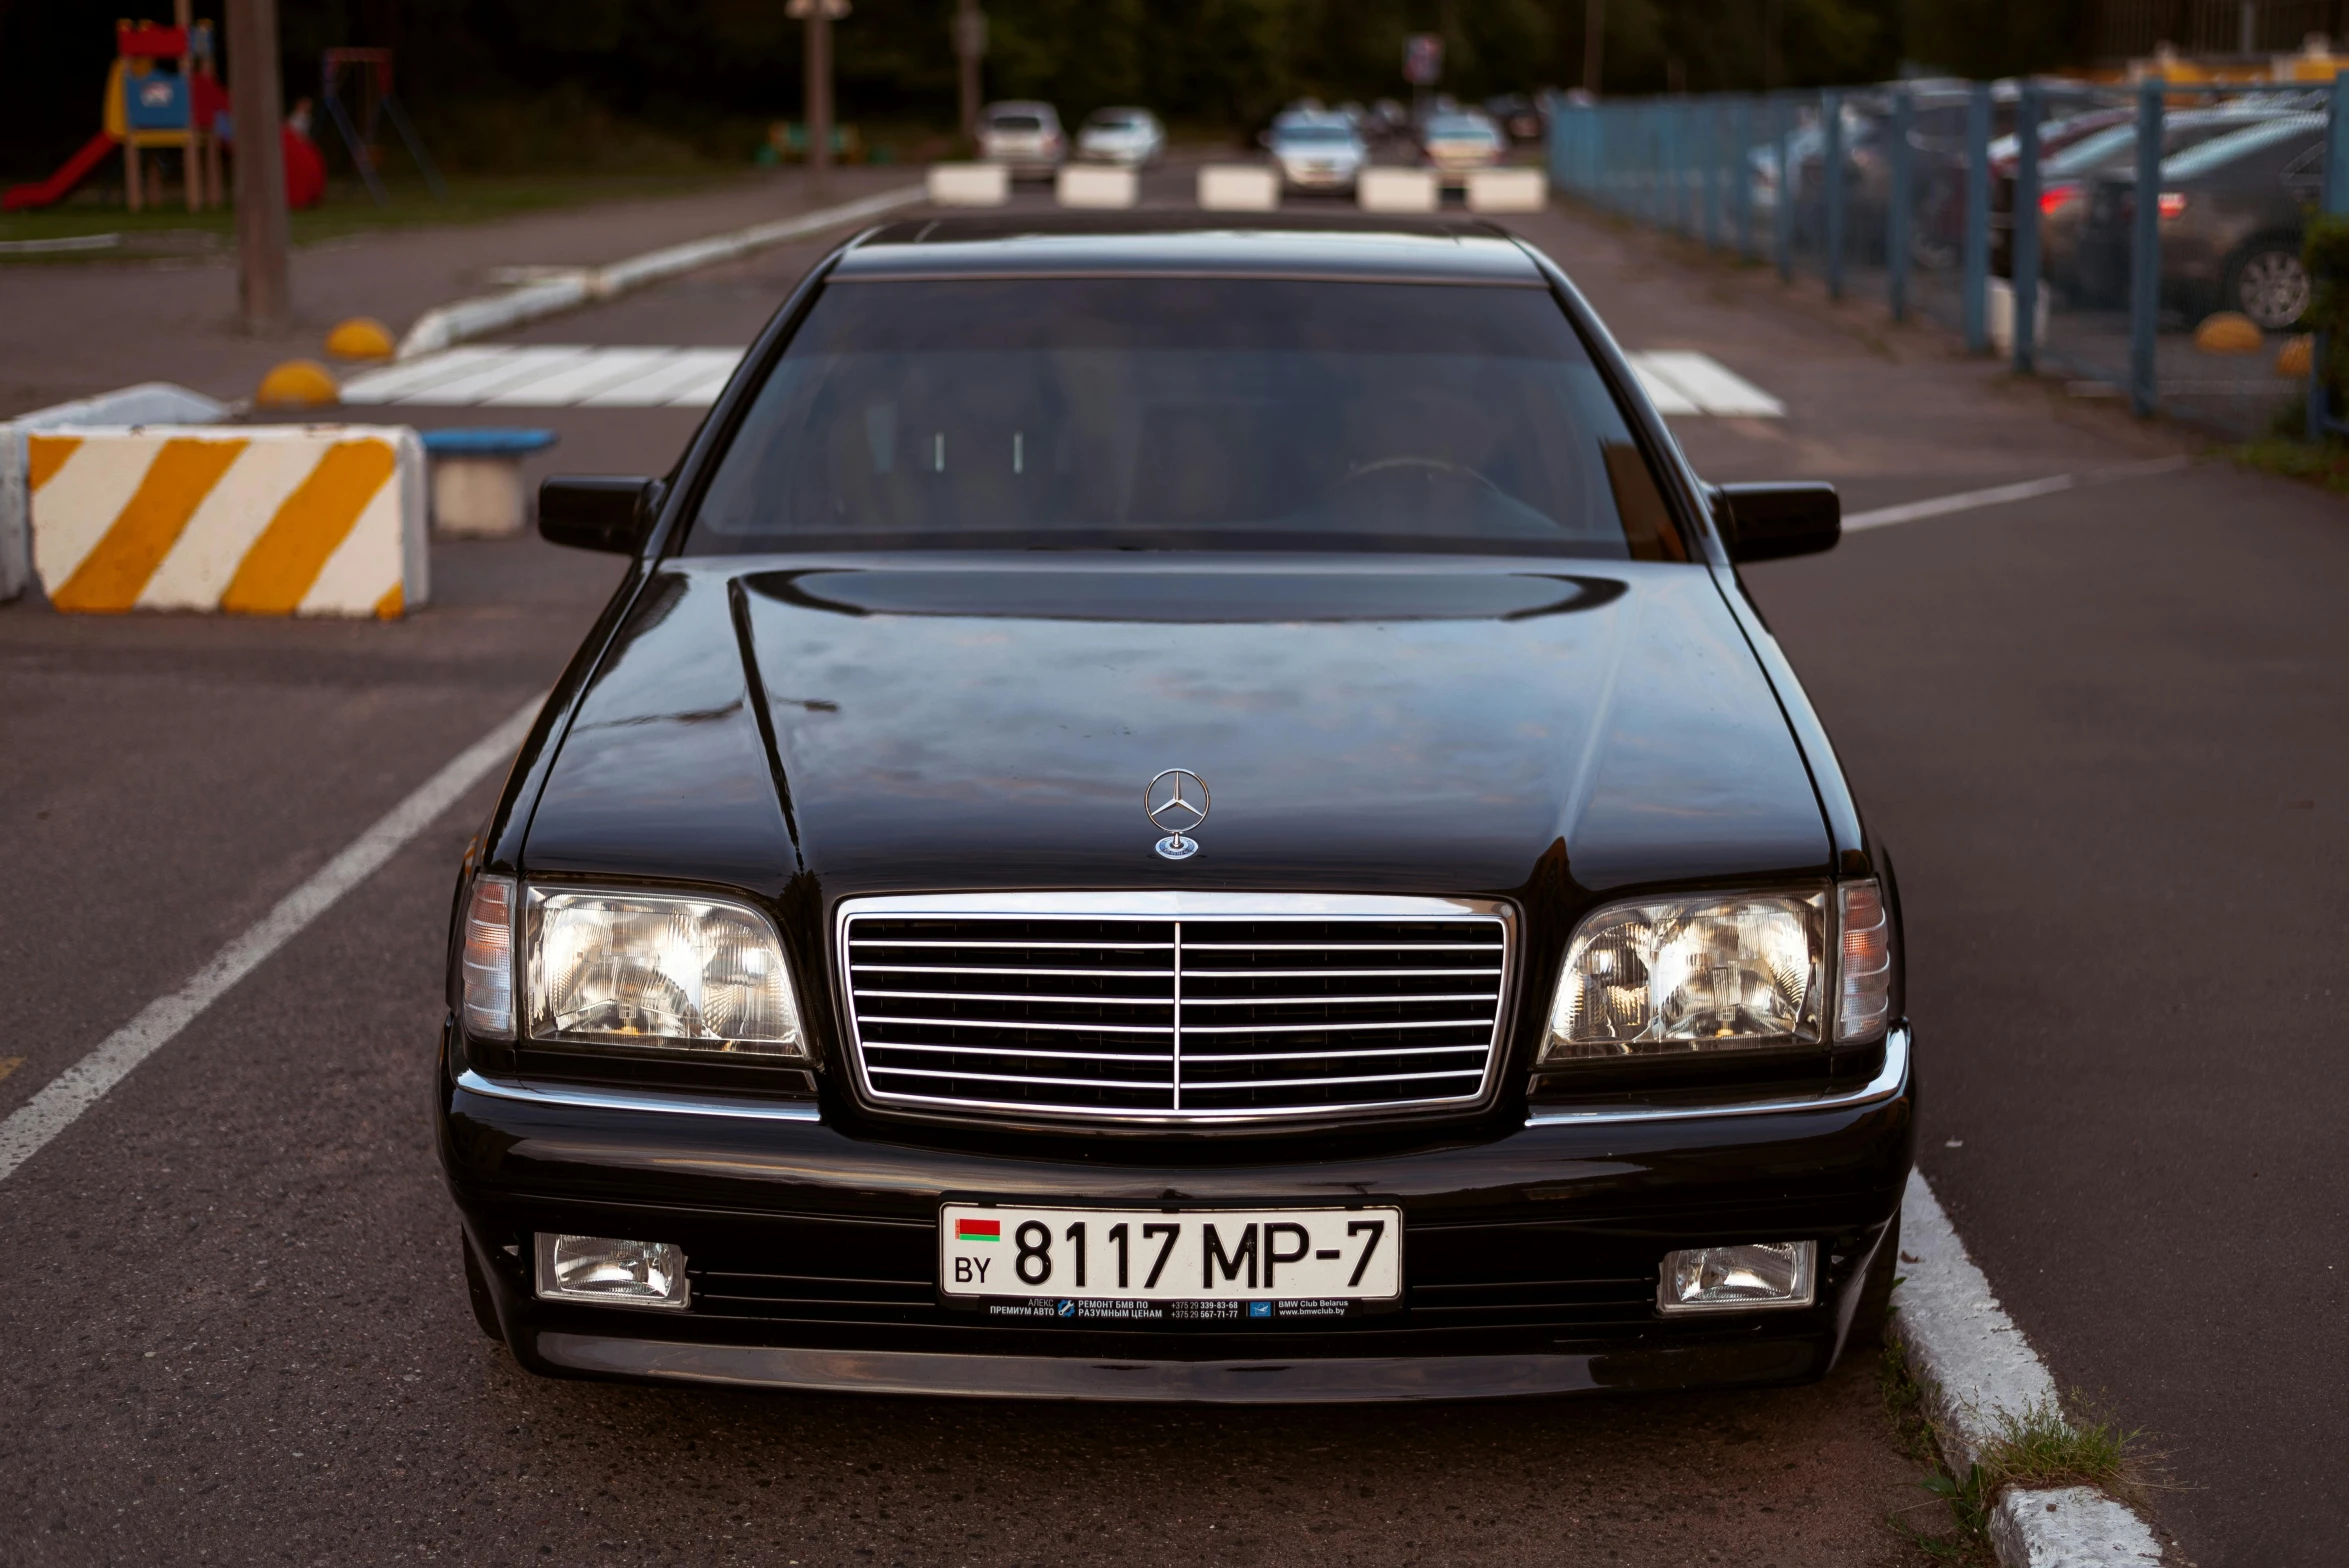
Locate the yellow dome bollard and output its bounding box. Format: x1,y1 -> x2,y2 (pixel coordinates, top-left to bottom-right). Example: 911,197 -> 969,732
255,359 -> 341,409
2192,312 -> 2265,354
2276,334 -> 2314,378
324,317 -> 396,361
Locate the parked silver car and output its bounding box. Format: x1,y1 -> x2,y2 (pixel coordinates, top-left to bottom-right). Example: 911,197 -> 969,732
1264,111 -> 1368,194
1078,107 -> 1166,167
979,101 -> 1065,179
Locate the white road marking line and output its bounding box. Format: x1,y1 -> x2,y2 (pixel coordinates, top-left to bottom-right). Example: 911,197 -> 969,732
0,695 -> 545,1187
1842,456 -> 2193,532
1632,350 -> 1786,417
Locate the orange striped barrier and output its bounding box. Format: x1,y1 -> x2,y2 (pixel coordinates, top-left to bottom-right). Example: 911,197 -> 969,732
26,425 -> 426,616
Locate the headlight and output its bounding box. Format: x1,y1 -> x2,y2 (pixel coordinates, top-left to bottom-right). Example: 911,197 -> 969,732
524,888 -> 805,1058
1539,882 -> 1892,1063
1541,889 -> 1825,1061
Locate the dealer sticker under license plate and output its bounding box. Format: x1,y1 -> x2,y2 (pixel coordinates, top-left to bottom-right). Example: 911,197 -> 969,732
939,1203 -> 1402,1321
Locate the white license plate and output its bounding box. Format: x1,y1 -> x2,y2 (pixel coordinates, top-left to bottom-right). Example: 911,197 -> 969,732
940,1204 -> 1402,1311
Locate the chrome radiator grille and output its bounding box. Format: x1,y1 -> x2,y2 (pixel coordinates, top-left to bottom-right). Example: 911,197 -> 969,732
838,895 -> 1509,1123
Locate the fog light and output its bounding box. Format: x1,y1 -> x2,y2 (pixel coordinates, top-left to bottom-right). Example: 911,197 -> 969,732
534,1233 -> 690,1310
1658,1240 -> 1816,1314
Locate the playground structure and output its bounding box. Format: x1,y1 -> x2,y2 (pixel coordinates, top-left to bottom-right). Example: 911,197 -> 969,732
320,49 -> 445,205
3,24 -> 441,216
4,15 -> 229,214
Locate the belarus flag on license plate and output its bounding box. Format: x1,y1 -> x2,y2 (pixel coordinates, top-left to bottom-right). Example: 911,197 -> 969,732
956,1218 -> 1001,1242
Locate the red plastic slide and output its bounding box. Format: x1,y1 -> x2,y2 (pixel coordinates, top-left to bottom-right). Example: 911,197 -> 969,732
3,131 -> 120,212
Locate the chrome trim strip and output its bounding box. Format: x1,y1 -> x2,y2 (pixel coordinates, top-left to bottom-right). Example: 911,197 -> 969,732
844,891 -> 1501,919
536,1335 -> 1620,1403
835,892 -> 1514,1127
1522,1025 -> 1911,1127
454,1069 -> 822,1122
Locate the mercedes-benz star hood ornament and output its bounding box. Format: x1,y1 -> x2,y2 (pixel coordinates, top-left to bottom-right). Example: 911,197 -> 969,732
1145,769 -> 1209,861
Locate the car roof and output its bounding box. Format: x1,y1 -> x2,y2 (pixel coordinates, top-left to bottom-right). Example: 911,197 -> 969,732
838,214 -> 1546,285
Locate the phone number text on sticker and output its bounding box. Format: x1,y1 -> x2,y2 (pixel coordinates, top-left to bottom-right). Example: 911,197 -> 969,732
939,1204 -> 1402,1303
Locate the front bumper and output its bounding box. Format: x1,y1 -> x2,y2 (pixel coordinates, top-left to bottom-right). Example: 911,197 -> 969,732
441,1026 -> 1913,1401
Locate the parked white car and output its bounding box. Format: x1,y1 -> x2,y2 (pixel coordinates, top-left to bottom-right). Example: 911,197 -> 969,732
978,101 -> 1066,179
1078,107 -> 1166,167
1264,111 -> 1367,194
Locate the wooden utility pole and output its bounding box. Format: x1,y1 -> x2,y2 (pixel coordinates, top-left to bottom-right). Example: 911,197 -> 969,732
226,0 -> 291,333
954,0 -> 986,141
805,0 -> 833,196
1583,0 -> 1604,95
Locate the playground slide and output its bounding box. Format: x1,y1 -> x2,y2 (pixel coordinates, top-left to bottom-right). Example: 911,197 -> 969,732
3,131 -> 119,212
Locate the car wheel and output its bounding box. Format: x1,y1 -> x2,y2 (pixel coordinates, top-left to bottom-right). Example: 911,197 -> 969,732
461,1232 -> 506,1342
2231,244 -> 2312,331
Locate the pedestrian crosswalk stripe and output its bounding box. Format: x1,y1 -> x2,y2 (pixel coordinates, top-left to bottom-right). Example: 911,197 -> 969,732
340,346 -> 746,409
1624,351 -> 1785,417
344,343 -> 1784,417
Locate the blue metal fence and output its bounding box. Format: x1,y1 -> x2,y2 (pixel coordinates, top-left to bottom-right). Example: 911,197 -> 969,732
1546,75 -> 2349,440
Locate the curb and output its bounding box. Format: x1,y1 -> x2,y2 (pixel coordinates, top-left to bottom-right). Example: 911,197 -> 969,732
395,183 -> 926,359
1895,1172 -> 2167,1566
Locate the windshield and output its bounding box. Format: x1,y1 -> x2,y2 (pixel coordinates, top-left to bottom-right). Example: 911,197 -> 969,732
1426,117 -> 1497,141
1274,123 -> 1355,144
1087,113 -> 1143,130
687,278 -> 1685,559
988,113 -> 1045,132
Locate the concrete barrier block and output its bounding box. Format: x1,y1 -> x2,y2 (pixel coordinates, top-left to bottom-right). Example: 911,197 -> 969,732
1358,167 -> 1439,214
1198,164 -> 1279,212
0,382 -> 230,603
1465,167 -> 1548,214
1057,164 -> 1138,209
26,424 -> 428,617
927,162 -> 1011,207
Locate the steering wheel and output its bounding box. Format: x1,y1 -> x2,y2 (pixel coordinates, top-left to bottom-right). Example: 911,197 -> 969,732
1333,455 -> 1505,497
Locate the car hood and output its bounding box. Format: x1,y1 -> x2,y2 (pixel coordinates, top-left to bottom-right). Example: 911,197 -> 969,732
523,558 -> 1831,902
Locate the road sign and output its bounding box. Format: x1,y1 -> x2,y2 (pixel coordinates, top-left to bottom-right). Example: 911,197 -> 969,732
1403,33 -> 1443,86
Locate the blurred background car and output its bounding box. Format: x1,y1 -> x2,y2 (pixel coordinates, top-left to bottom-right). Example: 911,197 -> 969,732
2074,113 -> 2324,328
1484,93 -> 1545,144
978,101 -> 1066,178
1077,107 -> 1165,167
1994,105 -> 2297,296
1420,109 -> 1506,185
1263,109 -> 1368,194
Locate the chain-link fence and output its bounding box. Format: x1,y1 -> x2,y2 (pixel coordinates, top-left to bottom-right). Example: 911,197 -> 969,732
1548,77 -> 2349,440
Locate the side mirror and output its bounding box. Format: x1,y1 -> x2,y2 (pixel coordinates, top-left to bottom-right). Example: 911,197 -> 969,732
539,475 -> 660,554
1717,481 -> 1840,563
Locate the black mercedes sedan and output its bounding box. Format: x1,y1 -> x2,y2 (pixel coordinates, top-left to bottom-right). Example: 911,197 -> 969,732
439,214 -> 1912,1402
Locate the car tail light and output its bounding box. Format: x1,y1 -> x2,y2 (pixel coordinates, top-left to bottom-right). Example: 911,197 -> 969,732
2039,181 -> 2079,216
2157,191 -> 2187,219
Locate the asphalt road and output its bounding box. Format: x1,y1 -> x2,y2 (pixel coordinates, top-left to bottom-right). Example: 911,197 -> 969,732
1506,210 -> 2345,1564
2,168 -> 2336,1565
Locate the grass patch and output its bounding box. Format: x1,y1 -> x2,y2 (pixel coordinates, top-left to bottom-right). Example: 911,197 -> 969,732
1877,1330 -> 2154,1562
1976,1396 -> 2146,1500
1879,1336 -> 1994,1564
0,168 -> 775,264
2224,435 -> 2349,494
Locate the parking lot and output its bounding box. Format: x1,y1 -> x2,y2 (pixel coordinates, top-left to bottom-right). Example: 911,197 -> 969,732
2,159 -> 2342,1567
